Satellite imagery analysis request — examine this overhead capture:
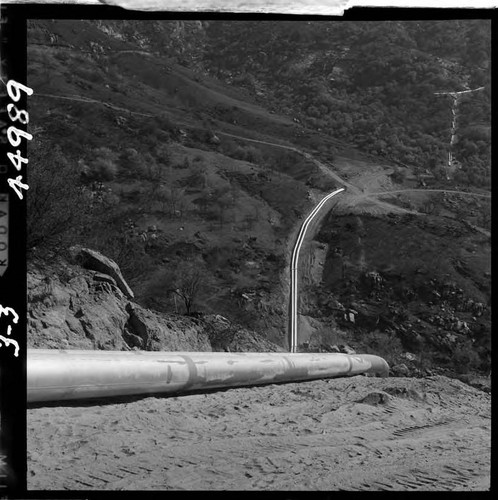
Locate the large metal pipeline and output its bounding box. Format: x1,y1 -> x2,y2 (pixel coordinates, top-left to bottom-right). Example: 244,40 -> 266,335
27,349 -> 390,404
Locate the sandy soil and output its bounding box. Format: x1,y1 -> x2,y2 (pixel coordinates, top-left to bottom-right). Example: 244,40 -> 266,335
27,375 -> 490,491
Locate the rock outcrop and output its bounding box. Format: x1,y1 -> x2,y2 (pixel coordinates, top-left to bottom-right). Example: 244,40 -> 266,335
68,245 -> 135,299
203,314 -> 285,352
125,303 -> 211,351
28,252 -> 281,353
28,264 -> 130,350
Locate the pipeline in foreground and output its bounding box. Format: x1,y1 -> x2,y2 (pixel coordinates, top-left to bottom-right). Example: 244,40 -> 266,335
27,349 -> 390,404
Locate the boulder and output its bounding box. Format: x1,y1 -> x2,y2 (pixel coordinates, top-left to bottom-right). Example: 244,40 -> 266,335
339,344 -> 356,355
122,328 -> 144,349
356,391 -> 391,406
92,273 -> 118,287
125,303 -> 212,352
28,268 -> 129,350
326,344 -> 341,353
69,246 -> 134,299
222,328 -> 285,353
391,363 -> 410,377
75,295 -> 129,349
403,352 -> 417,362
203,314 -> 283,353
67,276 -> 89,297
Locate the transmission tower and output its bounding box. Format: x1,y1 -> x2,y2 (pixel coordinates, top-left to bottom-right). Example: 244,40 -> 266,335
434,86 -> 485,179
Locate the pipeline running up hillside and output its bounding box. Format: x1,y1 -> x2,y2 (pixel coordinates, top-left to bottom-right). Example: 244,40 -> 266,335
27,350 -> 389,404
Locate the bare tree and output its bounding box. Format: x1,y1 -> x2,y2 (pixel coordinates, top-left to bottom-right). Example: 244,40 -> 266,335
144,260 -> 210,315
168,261 -> 207,315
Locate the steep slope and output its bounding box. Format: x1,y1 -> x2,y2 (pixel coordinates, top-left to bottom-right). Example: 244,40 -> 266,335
26,20 -> 491,381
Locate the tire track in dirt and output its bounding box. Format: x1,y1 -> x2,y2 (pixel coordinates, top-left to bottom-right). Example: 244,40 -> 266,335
350,454 -> 490,491
28,375 -> 490,491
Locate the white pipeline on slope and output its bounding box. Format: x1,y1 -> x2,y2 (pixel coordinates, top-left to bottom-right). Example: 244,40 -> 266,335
27,350 -> 389,403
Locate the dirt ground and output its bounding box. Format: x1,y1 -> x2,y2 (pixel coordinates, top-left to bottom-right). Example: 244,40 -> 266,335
27,375 -> 490,491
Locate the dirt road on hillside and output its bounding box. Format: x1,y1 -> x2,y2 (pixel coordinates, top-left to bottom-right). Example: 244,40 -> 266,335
36,90 -> 421,219
218,132 -> 419,217
218,131 -> 491,222
35,93 -> 487,221
27,375 -> 490,491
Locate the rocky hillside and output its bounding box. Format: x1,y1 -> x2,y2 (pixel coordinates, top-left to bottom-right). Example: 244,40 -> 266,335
26,20 -> 491,383
28,247 -> 283,353
311,211 -> 490,378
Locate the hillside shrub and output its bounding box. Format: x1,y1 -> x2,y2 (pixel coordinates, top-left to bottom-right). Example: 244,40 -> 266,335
239,145 -> 263,164
390,168 -> 406,184
187,127 -> 212,145
88,157 -> 118,181
183,163 -> 208,190
212,186 -> 236,226
118,148 -> 148,179
27,142 -> 92,251
54,50 -> 70,63
451,340 -> 482,374
154,185 -> 187,217
73,66 -> 105,84
232,145 -> 263,164
81,147 -> 119,182
363,330 -> 404,363
154,114 -> 176,132
144,153 -> 166,183
153,143 -> 171,164
220,141 -> 264,164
